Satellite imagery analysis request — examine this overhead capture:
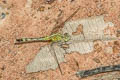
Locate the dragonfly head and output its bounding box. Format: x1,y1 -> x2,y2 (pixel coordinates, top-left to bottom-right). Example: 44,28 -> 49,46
63,33 -> 71,42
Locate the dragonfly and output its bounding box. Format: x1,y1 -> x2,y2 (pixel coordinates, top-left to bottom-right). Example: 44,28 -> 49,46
15,7 -> 118,74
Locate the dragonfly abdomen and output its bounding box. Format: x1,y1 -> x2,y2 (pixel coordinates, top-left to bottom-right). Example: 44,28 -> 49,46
15,37 -> 50,43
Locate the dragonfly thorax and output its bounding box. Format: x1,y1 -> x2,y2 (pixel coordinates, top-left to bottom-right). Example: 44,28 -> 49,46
50,33 -> 71,43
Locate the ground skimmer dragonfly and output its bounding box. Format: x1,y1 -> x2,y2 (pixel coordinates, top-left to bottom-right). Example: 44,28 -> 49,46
15,8 -> 118,74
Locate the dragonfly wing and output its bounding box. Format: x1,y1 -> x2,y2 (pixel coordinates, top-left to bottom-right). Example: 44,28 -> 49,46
66,42 -> 94,54
62,15 -> 115,41
62,15 -> 116,54
50,43 -> 66,64
26,43 -> 65,73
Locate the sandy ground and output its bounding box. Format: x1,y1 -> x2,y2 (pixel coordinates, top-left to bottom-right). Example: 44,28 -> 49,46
0,0 -> 120,80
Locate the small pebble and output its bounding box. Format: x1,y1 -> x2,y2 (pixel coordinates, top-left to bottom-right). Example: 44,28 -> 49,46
2,0 -> 7,4
1,66 -> 5,71
116,30 -> 120,37
0,12 -> 6,19
37,6 -> 45,11
93,58 -> 101,63
45,0 -> 55,4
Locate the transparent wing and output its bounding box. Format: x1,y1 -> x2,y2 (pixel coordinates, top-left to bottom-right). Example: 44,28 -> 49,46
62,15 -> 116,54
26,43 -> 65,73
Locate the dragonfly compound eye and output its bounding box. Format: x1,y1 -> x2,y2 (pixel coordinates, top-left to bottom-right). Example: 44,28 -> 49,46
63,33 -> 71,42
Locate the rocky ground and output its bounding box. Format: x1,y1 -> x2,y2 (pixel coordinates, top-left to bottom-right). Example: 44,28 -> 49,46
0,0 -> 120,80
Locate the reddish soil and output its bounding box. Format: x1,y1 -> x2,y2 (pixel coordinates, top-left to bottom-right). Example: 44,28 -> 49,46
0,0 -> 120,80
